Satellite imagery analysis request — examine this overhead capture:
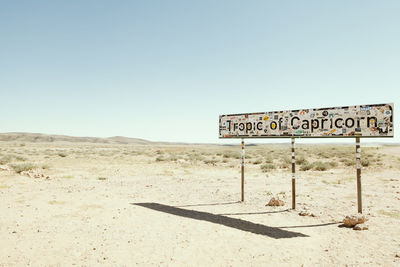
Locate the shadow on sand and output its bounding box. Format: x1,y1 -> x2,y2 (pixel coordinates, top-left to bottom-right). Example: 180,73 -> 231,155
175,201 -> 241,208
132,202 -> 308,239
217,209 -> 290,216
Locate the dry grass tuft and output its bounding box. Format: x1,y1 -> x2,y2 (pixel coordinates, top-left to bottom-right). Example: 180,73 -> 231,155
0,155 -> 13,164
261,163 -> 276,172
11,163 -> 36,173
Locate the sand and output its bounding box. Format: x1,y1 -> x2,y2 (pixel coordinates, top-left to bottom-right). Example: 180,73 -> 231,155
0,141 -> 399,266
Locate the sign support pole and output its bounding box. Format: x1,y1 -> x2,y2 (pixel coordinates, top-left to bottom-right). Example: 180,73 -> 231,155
291,137 -> 296,210
241,138 -> 245,202
356,137 -> 362,213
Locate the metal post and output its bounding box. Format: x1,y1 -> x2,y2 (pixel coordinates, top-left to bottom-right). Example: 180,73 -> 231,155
241,139 -> 245,202
291,137 -> 296,210
356,137 -> 362,213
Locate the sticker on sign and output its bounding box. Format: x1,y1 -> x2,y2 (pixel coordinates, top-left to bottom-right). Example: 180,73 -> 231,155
219,103 -> 394,138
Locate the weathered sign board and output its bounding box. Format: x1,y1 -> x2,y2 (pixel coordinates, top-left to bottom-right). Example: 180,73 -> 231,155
219,103 -> 394,213
219,103 -> 394,138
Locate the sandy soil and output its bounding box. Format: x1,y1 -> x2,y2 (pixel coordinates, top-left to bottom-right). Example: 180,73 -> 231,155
0,141 -> 399,266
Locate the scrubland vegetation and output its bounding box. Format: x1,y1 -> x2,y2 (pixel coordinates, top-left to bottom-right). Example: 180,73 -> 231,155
0,141 -> 398,178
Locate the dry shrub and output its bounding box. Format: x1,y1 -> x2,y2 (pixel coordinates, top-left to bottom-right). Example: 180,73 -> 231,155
283,156 -> 291,164
261,163 -> 275,172
342,159 -> 355,166
204,159 -> 218,165
361,158 -> 370,167
156,154 -> 178,162
264,157 -> 273,164
58,152 -> 67,157
317,151 -> 331,159
313,161 -> 330,171
300,163 -> 313,171
296,156 -> 308,165
187,153 -> 205,162
223,151 -> 241,159
11,163 -> 36,173
328,161 -> 338,168
156,156 -> 166,162
252,159 -> 262,165
279,163 -> 289,169
0,155 -> 13,164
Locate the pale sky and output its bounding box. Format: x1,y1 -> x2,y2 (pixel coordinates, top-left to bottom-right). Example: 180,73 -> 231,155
1,1 -> 399,144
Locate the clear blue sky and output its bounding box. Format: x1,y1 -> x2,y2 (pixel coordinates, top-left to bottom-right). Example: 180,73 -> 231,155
1,0 -> 399,143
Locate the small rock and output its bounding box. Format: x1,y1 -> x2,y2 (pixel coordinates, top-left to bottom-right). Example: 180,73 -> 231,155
266,197 -> 285,206
298,210 -> 316,217
343,214 -> 368,227
353,223 -> 369,231
299,210 -> 309,216
395,254 -> 400,258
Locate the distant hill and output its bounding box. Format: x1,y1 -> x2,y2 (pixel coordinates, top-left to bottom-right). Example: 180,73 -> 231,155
0,132 -> 152,145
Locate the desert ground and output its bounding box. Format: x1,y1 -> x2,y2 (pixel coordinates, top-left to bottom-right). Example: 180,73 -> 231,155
0,136 -> 400,266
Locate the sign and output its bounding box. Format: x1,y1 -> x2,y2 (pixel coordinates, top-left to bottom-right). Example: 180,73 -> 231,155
219,103 -> 394,138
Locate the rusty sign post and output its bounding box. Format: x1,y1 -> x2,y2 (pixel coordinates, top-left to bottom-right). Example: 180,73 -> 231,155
356,137 -> 362,213
291,137 -> 296,209
241,139 -> 245,202
219,103 -> 393,212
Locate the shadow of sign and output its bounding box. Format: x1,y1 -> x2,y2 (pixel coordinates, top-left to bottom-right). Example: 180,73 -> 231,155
133,202 -> 308,239
175,201 -> 241,208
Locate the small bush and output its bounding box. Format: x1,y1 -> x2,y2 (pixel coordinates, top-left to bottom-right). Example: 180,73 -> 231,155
204,159 -> 218,165
261,163 -> 275,172
313,161 -> 330,171
187,153 -> 205,162
167,155 -> 178,162
317,151 -> 330,159
361,158 -> 370,167
11,163 -> 36,173
252,159 -> 262,165
97,177 -> 107,181
296,156 -> 308,165
345,160 -> 354,166
283,157 -> 292,164
264,157 -> 273,164
156,156 -> 166,162
223,151 -> 241,159
279,163 -> 289,169
327,161 -> 338,168
300,163 -> 313,171
14,156 -> 27,162
58,152 -> 67,157
0,155 -> 13,165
